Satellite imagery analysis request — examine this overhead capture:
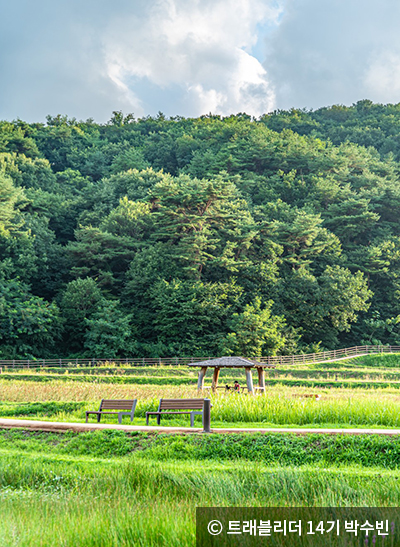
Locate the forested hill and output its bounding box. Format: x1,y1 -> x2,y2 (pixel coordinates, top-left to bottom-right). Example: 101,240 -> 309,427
2,102 -> 400,359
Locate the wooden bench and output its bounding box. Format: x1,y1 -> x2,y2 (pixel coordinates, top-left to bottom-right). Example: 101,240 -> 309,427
146,398 -> 210,427
86,399 -> 137,424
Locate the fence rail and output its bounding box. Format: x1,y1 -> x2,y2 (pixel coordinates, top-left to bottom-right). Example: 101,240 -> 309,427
1,345 -> 400,369
0,356 -> 208,369
257,345 -> 400,366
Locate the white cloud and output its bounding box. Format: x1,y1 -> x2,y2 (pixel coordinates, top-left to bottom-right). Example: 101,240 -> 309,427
0,1 -> 144,122
3,0 -> 400,121
103,0 -> 281,117
187,84 -> 227,114
0,0 -> 282,121
264,0 -> 400,110
364,51 -> 400,101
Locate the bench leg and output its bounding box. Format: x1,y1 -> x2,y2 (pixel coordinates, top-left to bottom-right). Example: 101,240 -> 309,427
190,411 -> 202,427
146,413 -> 161,425
97,413 -> 101,423
85,413 -> 88,423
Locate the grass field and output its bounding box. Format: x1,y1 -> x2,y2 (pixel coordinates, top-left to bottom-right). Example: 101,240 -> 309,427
3,353 -> 400,389
1,430 -> 400,546
3,381 -> 400,428
2,354 -> 400,545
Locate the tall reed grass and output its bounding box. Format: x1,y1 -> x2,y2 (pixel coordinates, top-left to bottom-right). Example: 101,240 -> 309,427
3,381 -> 400,427
1,450 -> 400,546
208,392 -> 400,427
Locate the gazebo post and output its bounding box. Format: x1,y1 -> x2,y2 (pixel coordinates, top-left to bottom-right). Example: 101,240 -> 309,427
257,367 -> 266,394
197,366 -> 208,392
244,367 -> 254,394
211,367 -> 220,393
189,357 -> 275,394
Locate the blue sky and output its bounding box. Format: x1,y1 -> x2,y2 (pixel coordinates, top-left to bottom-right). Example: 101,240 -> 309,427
1,0 -> 400,122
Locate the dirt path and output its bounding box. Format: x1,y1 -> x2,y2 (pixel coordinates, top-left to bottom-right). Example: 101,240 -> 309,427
1,418 -> 400,435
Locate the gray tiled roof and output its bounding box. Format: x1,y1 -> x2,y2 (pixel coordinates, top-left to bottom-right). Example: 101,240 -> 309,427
187,356 -> 266,368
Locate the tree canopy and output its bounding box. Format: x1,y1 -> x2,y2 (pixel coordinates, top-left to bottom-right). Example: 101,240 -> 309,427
3,102 -> 400,357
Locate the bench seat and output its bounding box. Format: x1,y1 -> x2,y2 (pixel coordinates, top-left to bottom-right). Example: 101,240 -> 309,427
146,398 -> 210,427
86,399 -> 137,424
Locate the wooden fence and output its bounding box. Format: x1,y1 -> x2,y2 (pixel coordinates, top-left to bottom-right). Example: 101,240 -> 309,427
257,345 -> 400,366
0,345 -> 399,369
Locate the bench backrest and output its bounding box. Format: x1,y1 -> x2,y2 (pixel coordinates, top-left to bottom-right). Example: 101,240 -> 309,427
99,399 -> 137,411
159,398 -> 206,411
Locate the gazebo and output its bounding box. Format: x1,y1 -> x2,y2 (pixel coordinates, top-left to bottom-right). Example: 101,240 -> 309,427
188,356 -> 276,394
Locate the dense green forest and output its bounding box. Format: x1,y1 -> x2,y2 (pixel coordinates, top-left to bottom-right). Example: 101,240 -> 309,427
3,100 -> 400,358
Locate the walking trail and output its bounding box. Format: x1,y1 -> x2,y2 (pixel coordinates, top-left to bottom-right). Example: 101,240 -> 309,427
1,418 -> 400,436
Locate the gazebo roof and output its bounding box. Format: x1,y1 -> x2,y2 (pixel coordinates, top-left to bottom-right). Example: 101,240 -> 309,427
187,356 -> 270,368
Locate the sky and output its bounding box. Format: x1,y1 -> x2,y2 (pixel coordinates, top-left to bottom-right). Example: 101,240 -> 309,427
1,0 -> 400,122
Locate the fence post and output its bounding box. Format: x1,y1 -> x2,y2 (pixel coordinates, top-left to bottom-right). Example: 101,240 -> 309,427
202,399 -> 211,433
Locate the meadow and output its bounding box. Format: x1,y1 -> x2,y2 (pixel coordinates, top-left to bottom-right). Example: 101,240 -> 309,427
2,430 -> 400,546
3,354 -> 400,428
2,354 -> 400,545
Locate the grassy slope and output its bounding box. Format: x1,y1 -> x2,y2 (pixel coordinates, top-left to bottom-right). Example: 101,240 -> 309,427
2,429 -> 400,468
3,354 -> 400,389
1,430 -> 400,546
3,356 -> 400,545
3,389 -> 400,428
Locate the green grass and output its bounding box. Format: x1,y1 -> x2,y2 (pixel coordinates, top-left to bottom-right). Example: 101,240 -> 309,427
5,390 -> 400,429
3,355 -> 400,544
4,354 -> 400,389
1,365 -> 197,376
3,374 -> 400,389
0,373 -> 195,385
1,430 -> 400,545
2,429 -> 400,468
210,392 -> 400,427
